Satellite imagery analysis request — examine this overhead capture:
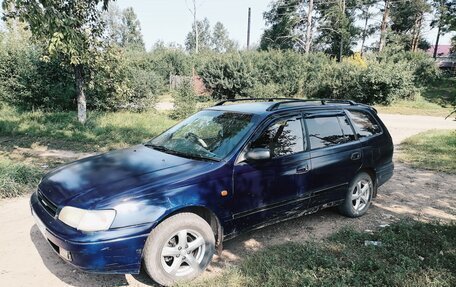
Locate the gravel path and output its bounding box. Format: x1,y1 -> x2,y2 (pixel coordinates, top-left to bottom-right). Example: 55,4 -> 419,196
0,113 -> 455,287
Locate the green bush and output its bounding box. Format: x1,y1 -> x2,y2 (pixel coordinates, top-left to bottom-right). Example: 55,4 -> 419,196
199,54 -> 255,99
171,79 -> 198,120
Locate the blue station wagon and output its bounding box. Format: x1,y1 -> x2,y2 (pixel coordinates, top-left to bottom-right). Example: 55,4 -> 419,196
31,99 -> 394,286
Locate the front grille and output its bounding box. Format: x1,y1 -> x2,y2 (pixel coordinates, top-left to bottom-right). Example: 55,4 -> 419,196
37,189 -> 58,217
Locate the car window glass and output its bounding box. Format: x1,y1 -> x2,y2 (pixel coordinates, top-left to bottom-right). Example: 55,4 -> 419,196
251,117 -> 304,158
346,110 -> 381,138
338,116 -> 356,142
306,115 -> 355,149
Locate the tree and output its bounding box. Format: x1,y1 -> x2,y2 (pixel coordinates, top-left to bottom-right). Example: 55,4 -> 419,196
120,7 -> 145,50
378,0 -> 390,52
259,0 -> 304,51
314,0 -> 360,60
212,22 -> 238,53
103,5 -> 145,50
389,0 -> 432,52
185,18 -> 212,53
358,0 -> 378,55
304,0 -> 314,53
431,0 -> 456,58
2,0 -> 111,123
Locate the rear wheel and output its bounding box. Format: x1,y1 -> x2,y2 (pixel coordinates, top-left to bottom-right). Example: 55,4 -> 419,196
143,213 -> 215,286
338,172 -> 373,218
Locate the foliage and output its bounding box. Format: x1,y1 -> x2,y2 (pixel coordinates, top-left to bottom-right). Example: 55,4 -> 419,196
185,220 -> 456,287
315,0 -> 361,58
259,0 -> 303,51
103,4 -> 145,51
185,18 -> 238,53
376,45 -> 440,84
0,155 -> 42,198
212,22 -> 238,53
389,0 -> 432,51
2,0 -> 112,123
171,79 -> 199,120
400,130 -> 456,173
199,54 -> 254,99
0,25 -> 75,110
185,18 -> 212,53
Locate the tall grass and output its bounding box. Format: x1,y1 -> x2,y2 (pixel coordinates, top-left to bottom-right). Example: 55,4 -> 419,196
0,155 -> 42,198
0,106 -> 177,152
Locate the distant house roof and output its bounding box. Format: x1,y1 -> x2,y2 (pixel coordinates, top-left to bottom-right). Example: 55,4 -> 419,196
427,45 -> 452,57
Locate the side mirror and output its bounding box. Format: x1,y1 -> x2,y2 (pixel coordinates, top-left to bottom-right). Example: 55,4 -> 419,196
245,148 -> 270,161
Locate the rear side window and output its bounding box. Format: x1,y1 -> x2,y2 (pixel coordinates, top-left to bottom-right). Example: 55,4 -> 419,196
306,115 -> 355,149
251,117 -> 304,158
346,110 -> 381,138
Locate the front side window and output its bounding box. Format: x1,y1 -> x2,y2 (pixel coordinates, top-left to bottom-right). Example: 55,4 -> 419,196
148,110 -> 255,161
251,117 -> 304,158
306,115 -> 355,149
346,110 -> 381,138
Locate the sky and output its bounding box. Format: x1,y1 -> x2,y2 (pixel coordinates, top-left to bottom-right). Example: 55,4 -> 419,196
116,0 -> 270,50
116,0 -> 454,51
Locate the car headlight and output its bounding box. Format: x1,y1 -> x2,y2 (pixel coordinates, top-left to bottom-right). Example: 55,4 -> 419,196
58,206 -> 116,232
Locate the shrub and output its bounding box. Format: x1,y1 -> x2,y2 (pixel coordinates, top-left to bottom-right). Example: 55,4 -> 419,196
199,54 -> 255,99
171,79 -> 198,119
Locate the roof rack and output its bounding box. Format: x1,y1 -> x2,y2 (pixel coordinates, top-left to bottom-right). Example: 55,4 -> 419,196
267,99 -> 357,111
214,98 -> 297,106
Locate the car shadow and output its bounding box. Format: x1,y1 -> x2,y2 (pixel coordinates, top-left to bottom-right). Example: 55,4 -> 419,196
30,225 -> 130,287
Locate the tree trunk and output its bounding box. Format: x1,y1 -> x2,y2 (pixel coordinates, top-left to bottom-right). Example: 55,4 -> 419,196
379,0 -> 390,52
411,14 -> 423,52
305,0 -> 313,54
338,0 -> 346,62
74,64 -> 87,124
360,15 -> 369,56
433,21 -> 442,58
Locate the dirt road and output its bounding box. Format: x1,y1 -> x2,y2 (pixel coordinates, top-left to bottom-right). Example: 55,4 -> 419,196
0,114 -> 455,287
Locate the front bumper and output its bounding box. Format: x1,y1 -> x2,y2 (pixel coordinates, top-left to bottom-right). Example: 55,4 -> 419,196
30,192 -> 154,274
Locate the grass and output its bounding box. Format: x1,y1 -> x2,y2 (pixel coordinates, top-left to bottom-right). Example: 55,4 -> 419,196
0,106 -> 177,152
375,77 -> 456,117
0,154 -> 42,198
185,220 -> 456,287
399,130 -> 456,174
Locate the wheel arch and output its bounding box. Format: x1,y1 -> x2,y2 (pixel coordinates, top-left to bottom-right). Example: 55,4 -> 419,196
154,206 -> 223,254
359,167 -> 377,197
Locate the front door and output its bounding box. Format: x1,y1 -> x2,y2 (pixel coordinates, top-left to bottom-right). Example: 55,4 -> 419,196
231,115 -> 311,231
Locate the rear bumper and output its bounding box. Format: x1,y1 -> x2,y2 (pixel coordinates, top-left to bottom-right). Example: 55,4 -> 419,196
376,161 -> 394,188
30,192 -> 153,274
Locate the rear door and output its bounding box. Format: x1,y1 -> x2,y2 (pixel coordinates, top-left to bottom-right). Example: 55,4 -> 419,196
304,111 -> 362,207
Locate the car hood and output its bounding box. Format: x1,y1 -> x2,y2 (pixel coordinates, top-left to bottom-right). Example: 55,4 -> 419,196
38,145 -> 217,207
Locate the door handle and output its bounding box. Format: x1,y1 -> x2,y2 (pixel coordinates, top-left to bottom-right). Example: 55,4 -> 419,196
350,151 -> 361,161
296,164 -> 310,174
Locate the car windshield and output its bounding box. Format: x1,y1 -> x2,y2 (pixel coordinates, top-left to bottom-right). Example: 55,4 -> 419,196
146,110 -> 255,161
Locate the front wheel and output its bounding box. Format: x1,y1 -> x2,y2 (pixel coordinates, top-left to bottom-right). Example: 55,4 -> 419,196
143,212 -> 215,286
338,172 -> 373,218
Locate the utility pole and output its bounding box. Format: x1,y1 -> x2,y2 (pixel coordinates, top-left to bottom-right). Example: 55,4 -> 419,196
193,0 -> 199,54
378,0 -> 390,52
247,7 -> 251,49
339,0 -> 346,62
305,0 -> 313,54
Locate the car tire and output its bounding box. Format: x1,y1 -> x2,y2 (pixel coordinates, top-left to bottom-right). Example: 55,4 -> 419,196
338,172 -> 373,218
143,212 -> 215,286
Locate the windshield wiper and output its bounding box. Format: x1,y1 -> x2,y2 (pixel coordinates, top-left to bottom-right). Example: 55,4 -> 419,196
144,143 -> 219,162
